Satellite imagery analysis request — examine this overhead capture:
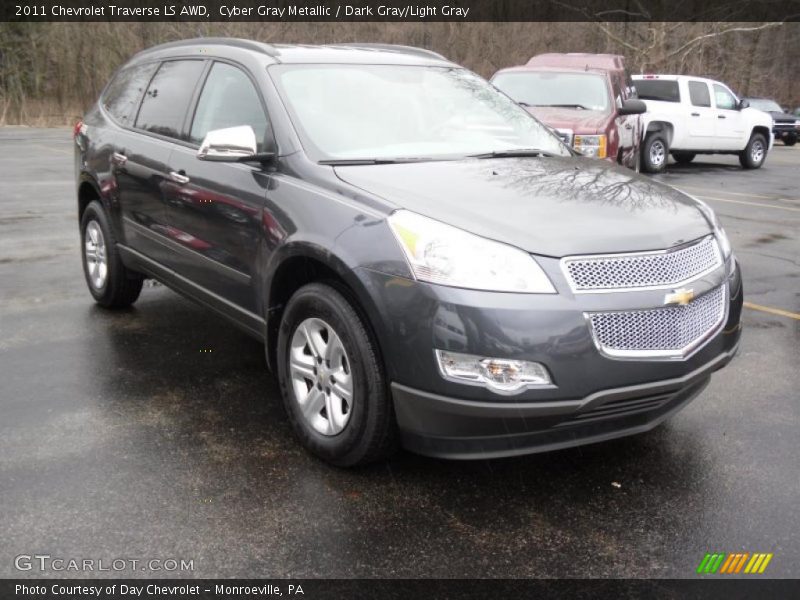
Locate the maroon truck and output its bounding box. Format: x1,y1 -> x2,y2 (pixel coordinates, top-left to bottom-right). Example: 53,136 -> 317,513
492,53 -> 645,169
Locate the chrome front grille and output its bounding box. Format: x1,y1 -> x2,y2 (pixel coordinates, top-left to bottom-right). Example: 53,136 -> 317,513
563,236 -> 722,292
588,285 -> 727,359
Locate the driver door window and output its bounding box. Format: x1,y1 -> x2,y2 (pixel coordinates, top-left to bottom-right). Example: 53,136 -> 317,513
189,62 -> 270,151
713,84 -> 737,110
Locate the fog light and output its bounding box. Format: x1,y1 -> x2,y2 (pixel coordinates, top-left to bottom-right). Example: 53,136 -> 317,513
435,350 -> 552,395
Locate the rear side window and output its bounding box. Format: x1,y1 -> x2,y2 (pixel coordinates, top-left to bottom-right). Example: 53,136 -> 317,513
713,84 -> 737,110
688,81 -> 711,107
102,62 -> 158,125
189,62 -> 270,151
635,80 -> 680,102
134,60 -> 205,140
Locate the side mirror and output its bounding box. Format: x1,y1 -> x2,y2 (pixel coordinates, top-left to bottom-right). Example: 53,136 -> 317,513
618,99 -> 647,116
738,99 -> 750,110
198,126 -> 272,162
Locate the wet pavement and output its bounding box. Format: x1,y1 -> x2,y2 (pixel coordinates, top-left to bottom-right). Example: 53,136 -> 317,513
1,128 -> 798,578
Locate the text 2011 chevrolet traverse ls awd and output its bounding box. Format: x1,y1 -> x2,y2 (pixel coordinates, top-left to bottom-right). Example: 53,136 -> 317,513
75,39 -> 742,466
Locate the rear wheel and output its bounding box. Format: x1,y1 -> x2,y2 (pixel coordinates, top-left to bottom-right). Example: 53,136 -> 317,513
672,151 -> 696,164
80,200 -> 143,308
739,133 -> 768,169
641,132 -> 668,173
276,282 -> 398,466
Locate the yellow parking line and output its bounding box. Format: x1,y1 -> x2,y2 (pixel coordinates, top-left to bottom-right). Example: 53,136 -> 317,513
744,301 -> 800,320
695,195 -> 800,213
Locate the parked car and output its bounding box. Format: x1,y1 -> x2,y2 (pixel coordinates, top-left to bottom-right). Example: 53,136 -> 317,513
633,74 -> 773,172
76,39 -> 742,465
492,54 -> 646,170
744,97 -> 799,145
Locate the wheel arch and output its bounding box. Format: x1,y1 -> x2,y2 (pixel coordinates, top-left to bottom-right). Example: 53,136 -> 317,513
644,120 -> 674,147
262,242 -> 392,378
750,125 -> 771,143
77,174 -> 103,221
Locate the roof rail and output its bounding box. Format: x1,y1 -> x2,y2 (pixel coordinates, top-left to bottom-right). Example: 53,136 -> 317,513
330,43 -> 447,61
135,37 -> 280,58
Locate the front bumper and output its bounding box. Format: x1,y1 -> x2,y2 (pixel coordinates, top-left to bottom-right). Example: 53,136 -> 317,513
357,255 -> 743,460
392,344 -> 736,459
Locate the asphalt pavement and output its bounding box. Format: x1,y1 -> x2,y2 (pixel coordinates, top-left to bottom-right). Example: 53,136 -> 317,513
1,128 -> 798,578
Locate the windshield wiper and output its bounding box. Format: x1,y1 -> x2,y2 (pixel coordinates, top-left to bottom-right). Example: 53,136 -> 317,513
319,157 -> 434,166
544,103 -> 592,110
469,149 -> 555,159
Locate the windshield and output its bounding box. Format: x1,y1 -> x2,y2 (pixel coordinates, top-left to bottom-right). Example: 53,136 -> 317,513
270,65 -> 570,162
492,71 -> 611,112
748,99 -> 782,113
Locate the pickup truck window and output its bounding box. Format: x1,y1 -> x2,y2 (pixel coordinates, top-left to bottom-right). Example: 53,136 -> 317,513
713,84 -> 737,110
688,81 -> 711,108
635,80 -> 680,102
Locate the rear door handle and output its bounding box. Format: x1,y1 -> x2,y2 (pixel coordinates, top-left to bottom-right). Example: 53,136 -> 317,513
691,112 -> 700,117
718,115 -> 727,119
168,170 -> 190,185
111,152 -> 127,166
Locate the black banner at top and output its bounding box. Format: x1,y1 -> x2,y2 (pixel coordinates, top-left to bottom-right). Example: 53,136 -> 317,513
3,0 -> 800,22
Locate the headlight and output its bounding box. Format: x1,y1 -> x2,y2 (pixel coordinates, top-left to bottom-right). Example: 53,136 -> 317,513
694,198 -> 732,259
388,210 -> 556,293
574,134 -> 607,159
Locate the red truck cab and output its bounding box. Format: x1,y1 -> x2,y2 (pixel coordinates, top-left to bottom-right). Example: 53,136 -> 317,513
492,53 -> 645,169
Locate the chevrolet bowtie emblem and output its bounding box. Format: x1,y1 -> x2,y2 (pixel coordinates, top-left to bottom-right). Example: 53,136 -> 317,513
664,288 -> 695,306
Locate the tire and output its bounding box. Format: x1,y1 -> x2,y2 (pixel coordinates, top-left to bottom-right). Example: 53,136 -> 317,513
276,282 -> 398,466
739,132 -> 768,169
641,132 -> 668,173
785,135 -> 797,147
672,151 -> 696,164
80,200 -> 143,308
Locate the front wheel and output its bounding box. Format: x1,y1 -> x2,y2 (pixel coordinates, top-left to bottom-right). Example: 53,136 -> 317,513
784,134 -> 797,147
276,282 -> 398,466
641,132 -> 668,173
80,200 -> 143,308
739,133 -> 768,169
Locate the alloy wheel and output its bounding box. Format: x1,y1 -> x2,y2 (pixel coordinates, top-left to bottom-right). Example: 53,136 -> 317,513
84,220 -> 108,290
649,140 -> 666,167
289,317 -> 353,436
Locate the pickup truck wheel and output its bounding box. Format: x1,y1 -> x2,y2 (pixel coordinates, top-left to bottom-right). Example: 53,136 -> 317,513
785,135 -> 797,147
739,133 -> 768,169
672,152 -> 696,164
641,133 -> 668,173
277,282 -> 398,466
80,200 -> 143,308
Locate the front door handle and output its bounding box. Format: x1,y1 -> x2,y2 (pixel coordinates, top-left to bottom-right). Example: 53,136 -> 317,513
718,115 -> 727,119
111,152 -> 127,166
168,170 -> 190,185
691,112 -> 700,117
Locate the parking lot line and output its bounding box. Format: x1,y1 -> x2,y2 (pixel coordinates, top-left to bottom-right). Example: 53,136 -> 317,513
694,195 -> 800,213
679,186 -> 781,200
743,301 -> 800,321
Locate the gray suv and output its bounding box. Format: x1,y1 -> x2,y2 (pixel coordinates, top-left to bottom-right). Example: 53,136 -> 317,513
75,39 -> 742,466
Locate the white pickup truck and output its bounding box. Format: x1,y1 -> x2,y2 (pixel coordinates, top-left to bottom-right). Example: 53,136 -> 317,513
633,74 -> 773,173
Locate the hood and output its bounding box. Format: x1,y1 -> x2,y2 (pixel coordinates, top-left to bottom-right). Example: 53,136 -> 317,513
334,157 -> 712,257
523,107 -> 611,133
764,110 -> 798,122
